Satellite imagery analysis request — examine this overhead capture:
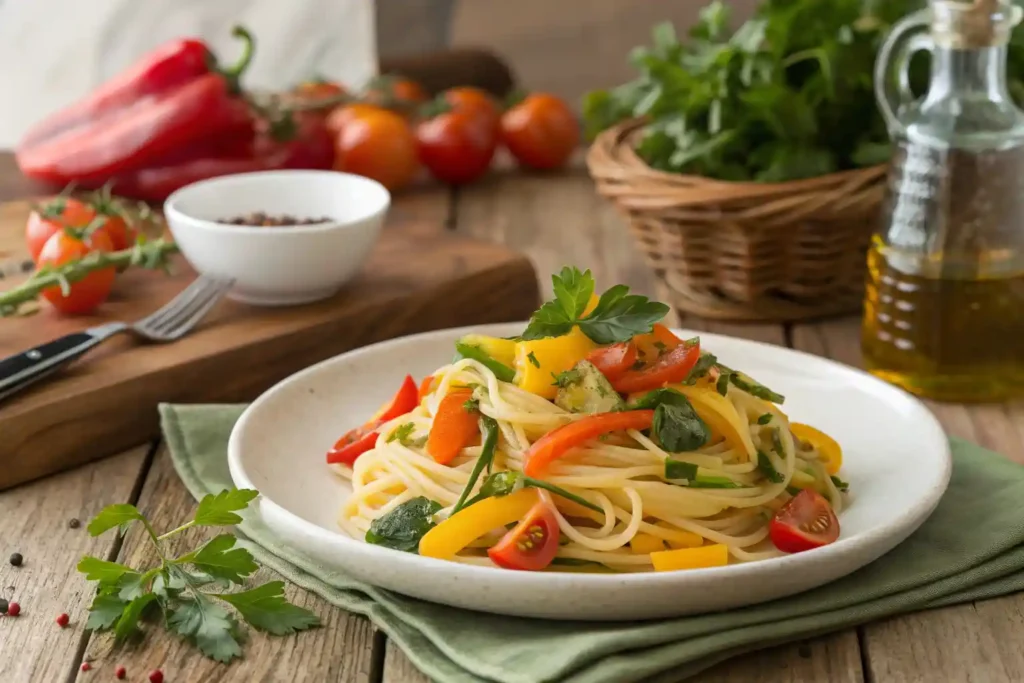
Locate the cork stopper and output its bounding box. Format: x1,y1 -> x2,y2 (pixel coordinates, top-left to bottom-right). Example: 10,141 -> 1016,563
932,0 -> 1022,48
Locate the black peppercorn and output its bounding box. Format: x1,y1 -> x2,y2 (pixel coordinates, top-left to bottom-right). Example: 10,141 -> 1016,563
0,598 -> 7,614
68,518 -> 81,529
9,553 -> 23,567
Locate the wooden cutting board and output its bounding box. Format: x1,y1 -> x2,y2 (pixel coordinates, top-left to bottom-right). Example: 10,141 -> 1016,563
0,195 -> 540,490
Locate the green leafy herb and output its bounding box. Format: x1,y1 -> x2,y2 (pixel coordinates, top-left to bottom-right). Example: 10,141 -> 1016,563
830,475 -> 850,492
365,497 -> 442,552
715,371 -> 731,396
527,351 -> 541,368
624,387 -> 688,411
717,363 -> 786,403
664,458 -> 699,481
453,340 -> 517,382
463,397 -> 480,413
522,267 -> 668,343
684,353 -> 717,384
581,2 -> 962,183
552,368 -> 583,387
757,413 -> 774,425
462,471 -> 603,514
653,402 -> 709,452
452,416 -> 500,513
387,422 -> 416,444
757,450 -> 784,483
77,489 -> 318,662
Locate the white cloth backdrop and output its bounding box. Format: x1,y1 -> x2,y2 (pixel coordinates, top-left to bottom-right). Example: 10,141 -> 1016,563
0,0 -> 378,148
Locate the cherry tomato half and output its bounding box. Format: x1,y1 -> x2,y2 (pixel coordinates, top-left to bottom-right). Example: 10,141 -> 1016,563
500,93 -> 580,170
585,342 -> 637,382
769,489 -> 840,554
611,340 -> 701,395
334,108 -> 419,191
38,229 -> 116,315
26,197 -> 96,262
416,108 -> 498,185
487,500 -> 560,571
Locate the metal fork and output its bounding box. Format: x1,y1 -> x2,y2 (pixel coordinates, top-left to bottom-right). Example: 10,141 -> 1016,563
0,276 -> 234,403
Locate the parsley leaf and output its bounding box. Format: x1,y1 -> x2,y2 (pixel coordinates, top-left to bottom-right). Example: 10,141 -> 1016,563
387,422 -> 416,444
365,497 -> 442,552
77,557 -> 137,584
552,368 -> 583,387
85,594 -> 128,631
527,351 -> 541,368
463,397 -> 480,413
213,581 -> 320,635
87,504 -> 145,536
193,489 -> 260,527
169,593 -> 243,663
114,593 -> 158,642
522,267 -> 668,343
684,353 -> 717,384
664,459 -> 699,481
653,402 -> 710,452
186,534 -> 259,585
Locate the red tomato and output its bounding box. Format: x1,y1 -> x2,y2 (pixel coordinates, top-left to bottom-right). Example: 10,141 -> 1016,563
365,76 -> 429,107
427,388 -> 480,465
523,410 -> 654,477
500,93 -> 580,170
416,109 -> 498,185
326,375 -> 420,465
38,229 -> 116,315
86,185 -> 139,251
442,87 -> 501,132
611,340 -> 701,395
770,489 -> 840,553
325,103 -> 388,137
25,196 -> 97,262
487,500 -> 560,571
585,342 -> 637,382
334,108 -> 419,191
293,79 -> 347,101
633,324 -> 684,362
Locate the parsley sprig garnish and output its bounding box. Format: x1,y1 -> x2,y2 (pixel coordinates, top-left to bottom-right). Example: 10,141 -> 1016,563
77,488 -> 319,663
522,266 -> 670,344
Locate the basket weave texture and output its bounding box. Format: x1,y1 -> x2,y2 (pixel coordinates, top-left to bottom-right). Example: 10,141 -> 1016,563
586,119 -> 888,322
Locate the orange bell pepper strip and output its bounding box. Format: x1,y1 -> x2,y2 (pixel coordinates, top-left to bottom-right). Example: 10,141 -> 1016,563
326,374 -> 419,465
523,410 -> 654,477
427,388 -> 480,465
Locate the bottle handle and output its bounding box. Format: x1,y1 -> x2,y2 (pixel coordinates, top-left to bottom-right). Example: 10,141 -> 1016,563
875,9 -> 933,137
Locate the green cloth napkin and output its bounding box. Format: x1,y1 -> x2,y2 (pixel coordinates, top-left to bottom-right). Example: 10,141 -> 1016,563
160,403 -> 1024,683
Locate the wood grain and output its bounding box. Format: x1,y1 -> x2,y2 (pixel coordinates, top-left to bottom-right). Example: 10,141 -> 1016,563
76,444 -> 380,683
0,189 -> 541,491
0,447 -> 149,682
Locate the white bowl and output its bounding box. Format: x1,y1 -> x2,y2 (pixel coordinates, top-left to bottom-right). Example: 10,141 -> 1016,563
228,322 -> 952,621
164,170 -> 389,306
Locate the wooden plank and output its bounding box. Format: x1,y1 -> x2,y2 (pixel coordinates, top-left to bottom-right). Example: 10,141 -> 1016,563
0,188 -> 541,491
77,444 -> 380,683
790,316 -> 1024,683
0,447 -> 149,682
383,640 -> 430,683
705,633 -> 863,683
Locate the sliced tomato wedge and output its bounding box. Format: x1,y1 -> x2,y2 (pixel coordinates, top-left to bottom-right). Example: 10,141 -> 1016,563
523,410 -> 654,477
487,499 -> 560,570
325,374 -> 419,465
427,388 -> 480,465
585,342 -> 637,382
633,324 -> 683,361
769,489 -> 840,553
611,340 -> 701,394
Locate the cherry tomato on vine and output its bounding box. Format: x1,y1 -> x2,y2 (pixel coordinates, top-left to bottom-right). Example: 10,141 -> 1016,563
769,489 -> 840,554
293,78 -> 347,101
441,87 -> 501,132
326,103 -> 388,137
365,76 -> 428,108
38,229 -> 116,315
501,93 -> 580,170
25,197 -> 96,262
416,107 -> 498,185
334,108 -> 419,191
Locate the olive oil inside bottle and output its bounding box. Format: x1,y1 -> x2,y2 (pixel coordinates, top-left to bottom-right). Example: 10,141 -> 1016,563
862,237 -> 1024,401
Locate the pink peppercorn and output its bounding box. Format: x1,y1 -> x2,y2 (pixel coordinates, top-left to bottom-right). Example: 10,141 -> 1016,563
148,670 -> 163,683
56,613 -> 69,627
115,665 -> 126,679
80,662 -> 91,672
7,602 -> 20,616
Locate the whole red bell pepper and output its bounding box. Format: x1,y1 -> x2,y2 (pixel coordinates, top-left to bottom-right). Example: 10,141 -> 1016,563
109,112 -> 335,201
16,26 -> 257,186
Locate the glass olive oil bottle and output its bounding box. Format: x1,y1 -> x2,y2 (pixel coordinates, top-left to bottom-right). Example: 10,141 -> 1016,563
864,0 -> 1024,401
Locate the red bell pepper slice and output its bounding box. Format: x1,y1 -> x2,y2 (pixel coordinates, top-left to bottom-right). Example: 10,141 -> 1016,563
585,342 -> 637,382
611,341 -> 701,395
326,374 -> 419,465
523,410 -> 654,477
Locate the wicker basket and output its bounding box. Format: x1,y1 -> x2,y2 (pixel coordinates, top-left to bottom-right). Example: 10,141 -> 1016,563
586,119 -> 888,322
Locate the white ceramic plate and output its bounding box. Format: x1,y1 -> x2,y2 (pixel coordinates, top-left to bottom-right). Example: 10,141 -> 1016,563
228,323 -> 951,620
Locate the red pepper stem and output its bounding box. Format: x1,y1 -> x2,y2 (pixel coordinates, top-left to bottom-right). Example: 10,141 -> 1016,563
217,25 -> 256,93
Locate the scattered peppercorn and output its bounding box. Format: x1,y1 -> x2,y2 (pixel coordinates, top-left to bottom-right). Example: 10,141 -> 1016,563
9,552 -> 23,567
68,518 -> 81,529
80,662 -> 90,672
56,612 -> 69,627
148,670 -> 164,683
7,602 -> 21,616
115,665 -> 126,680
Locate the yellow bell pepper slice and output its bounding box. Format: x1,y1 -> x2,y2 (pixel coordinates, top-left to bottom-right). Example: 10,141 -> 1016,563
790,423 -> 843,475
418,488 -> 539,560
669,385 -> 756,459
655,522 -> 704,549
583,293 -> 600,316
458,334 -> 517,367
650,543 -> 729,572
514,327 -> 597,399
629,533 -> 667,554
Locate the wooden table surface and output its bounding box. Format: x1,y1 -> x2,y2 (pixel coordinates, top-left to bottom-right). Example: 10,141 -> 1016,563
1,152 -> 1022,683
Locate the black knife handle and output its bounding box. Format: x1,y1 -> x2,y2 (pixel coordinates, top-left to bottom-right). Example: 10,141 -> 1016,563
0,332 -> 108,403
